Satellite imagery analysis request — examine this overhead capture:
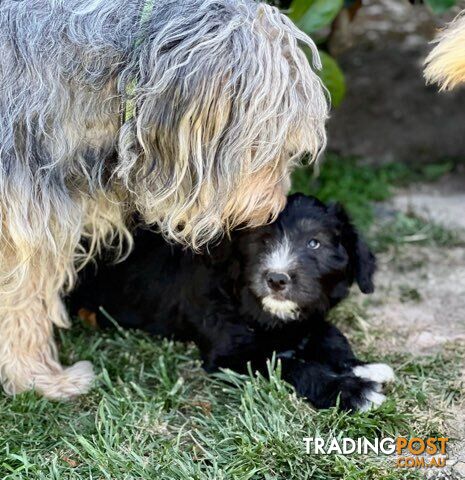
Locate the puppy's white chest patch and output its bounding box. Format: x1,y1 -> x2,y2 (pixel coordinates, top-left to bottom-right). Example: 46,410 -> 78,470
262,296 -> 300,320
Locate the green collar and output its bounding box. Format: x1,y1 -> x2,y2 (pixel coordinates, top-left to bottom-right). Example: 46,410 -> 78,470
121,0 -> 155,124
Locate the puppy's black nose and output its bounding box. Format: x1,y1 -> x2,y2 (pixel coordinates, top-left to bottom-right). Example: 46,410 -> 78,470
266,272 -> 290,291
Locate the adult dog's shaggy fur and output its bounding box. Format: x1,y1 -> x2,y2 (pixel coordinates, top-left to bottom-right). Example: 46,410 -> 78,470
0,0 -> 328,399
70,194 -> 394,411
425,11 -> 465,90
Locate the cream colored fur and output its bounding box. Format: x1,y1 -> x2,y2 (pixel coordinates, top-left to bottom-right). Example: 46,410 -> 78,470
425,12 -> 465,90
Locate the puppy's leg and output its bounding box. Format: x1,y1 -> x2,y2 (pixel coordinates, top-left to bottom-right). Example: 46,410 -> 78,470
299,322 -> 394,383
281,322 -> 393,410
0,246 -> 94,400
298,322 -> 360,372
281,359 -> 385,412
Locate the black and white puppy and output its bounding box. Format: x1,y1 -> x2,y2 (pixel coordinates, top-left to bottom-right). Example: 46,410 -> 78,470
69,194 -> 394,411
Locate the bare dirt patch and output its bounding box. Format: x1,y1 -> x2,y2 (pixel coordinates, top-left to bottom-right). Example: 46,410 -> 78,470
361,180 -> 465,477
369,244 -> 465,354
327,0 -> 465,164
368,244 -> 465,478
393,167 -> 465,231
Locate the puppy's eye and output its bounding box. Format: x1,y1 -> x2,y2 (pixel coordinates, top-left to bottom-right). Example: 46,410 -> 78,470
307,238 -> 320,250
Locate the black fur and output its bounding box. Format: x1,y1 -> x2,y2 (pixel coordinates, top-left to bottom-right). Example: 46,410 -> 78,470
69,194 -> 385,411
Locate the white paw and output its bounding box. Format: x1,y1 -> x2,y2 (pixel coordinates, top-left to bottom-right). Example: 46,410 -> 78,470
34,361 -> 95,400
358,388 -> 387,412
353,363 -> 395,384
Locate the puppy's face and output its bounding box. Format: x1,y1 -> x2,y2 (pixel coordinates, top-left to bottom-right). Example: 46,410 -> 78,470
240,194 -> 376,322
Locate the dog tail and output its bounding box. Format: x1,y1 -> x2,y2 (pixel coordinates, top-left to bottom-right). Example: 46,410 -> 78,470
425,12 -> 465,90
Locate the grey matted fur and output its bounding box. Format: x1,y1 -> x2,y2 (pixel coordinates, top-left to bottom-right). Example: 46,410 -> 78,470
0,0 -> 328,399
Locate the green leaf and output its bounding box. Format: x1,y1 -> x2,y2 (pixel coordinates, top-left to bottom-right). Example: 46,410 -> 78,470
318,50 -> 346,107
425,0 -> 457,14
297,0 -> 343,34
288,0 -> 316,22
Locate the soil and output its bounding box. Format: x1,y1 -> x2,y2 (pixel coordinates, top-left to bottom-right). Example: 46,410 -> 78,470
363,176 -> 465,478
392,166 -> 465,230
324,1 -> 465,474
327,0 -> 465,164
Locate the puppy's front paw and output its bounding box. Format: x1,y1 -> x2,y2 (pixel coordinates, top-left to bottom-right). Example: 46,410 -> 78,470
356,385 -> 386,412
352,363 -> 395,384
338,376 -> 386,412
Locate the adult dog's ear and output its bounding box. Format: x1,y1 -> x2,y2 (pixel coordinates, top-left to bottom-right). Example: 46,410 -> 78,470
329,203 -> 376,294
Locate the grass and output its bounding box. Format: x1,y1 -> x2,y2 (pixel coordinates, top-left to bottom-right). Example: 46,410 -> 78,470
292,155 -> 410,230
1,154 -> 463,479
371,211 -> 464,252
292,154 -> 463,253
292,154 -> 456,233
1,322 -> 463,480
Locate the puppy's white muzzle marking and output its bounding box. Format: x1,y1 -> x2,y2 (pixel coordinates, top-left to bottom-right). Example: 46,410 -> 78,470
262,295 -> 300,321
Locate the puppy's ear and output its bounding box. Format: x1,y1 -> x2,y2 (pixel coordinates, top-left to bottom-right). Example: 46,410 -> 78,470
329,203 -> 376,294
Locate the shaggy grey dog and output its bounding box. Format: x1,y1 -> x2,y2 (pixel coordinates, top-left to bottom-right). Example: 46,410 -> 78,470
0,0 -> 328,399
